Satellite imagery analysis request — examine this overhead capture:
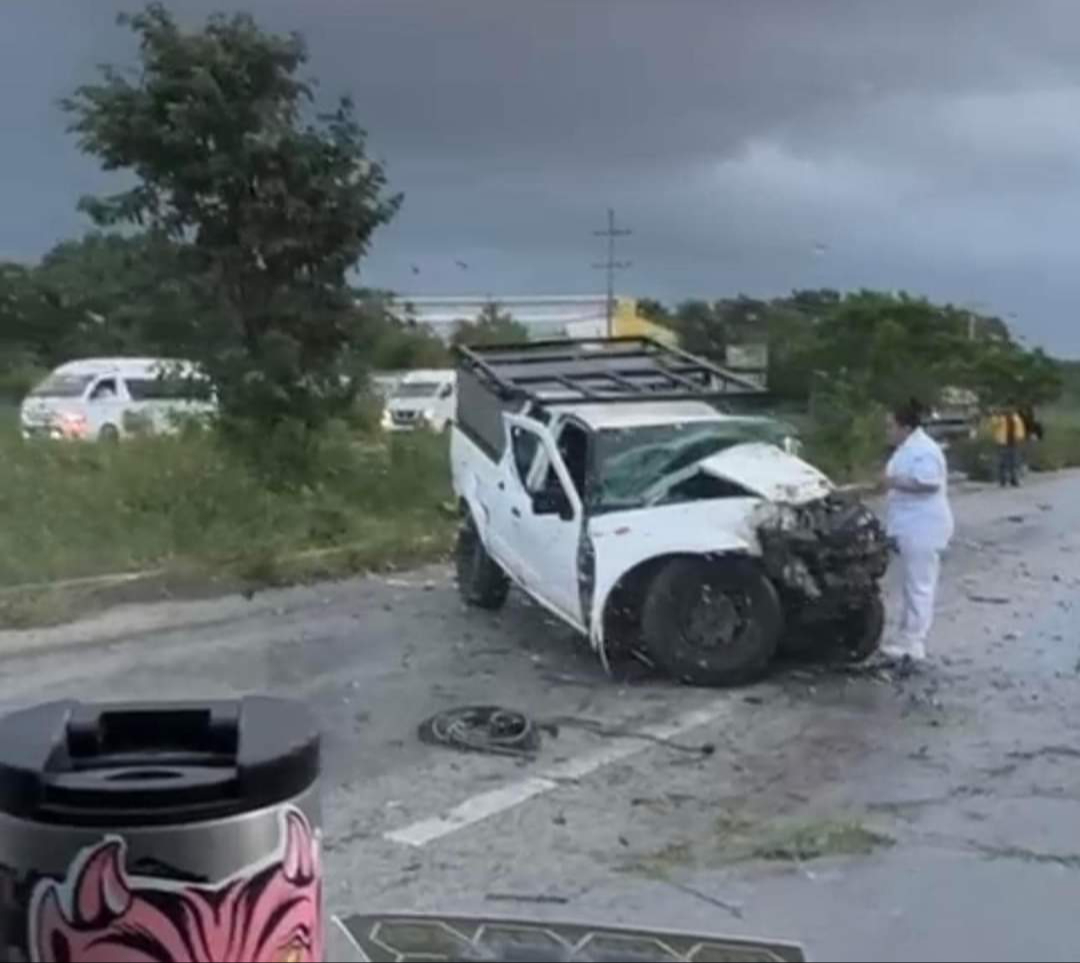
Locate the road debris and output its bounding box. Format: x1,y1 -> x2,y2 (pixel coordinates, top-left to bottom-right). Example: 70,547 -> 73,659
417,706 -> 541,757
485,893 -> 570,905
543,715 -> 716,757
663,879 -> 744,918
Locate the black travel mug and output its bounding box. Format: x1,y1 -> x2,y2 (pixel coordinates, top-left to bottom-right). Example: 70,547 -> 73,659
0,697 -> 321,963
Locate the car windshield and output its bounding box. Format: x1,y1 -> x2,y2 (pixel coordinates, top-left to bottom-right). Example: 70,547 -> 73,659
594,418 -> 793,510
393,382 -> 441,399
28,374 -> 94,399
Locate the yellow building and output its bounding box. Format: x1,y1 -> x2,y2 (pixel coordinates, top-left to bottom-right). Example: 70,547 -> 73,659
609,297 -> 680,345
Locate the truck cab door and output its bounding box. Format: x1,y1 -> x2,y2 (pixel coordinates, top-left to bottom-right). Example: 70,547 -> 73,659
496,414 -> 586,629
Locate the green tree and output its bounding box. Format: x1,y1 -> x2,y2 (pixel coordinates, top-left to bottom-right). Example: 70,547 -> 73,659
451,300 -> 529,347
802,290 -> 974,407
756,300 -> 818,401
63,3 -> 400,439
351,291 -> 450,370
667,299 -> 727,361
967,342 -> 1062,408
635,297 -> 671,324
40,233 -> 200,361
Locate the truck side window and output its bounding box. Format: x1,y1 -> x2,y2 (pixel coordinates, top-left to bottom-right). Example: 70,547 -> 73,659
556,422 -> 589,497
511,427 -> 541,487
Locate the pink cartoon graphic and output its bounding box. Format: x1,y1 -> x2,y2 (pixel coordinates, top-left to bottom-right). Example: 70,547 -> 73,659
29,808 -> 321,963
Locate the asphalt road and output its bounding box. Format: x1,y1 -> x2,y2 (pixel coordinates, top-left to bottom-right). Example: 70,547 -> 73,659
2,473 -> 1080,961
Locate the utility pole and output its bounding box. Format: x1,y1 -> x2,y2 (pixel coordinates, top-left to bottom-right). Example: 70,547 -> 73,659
592,208 -> 631,338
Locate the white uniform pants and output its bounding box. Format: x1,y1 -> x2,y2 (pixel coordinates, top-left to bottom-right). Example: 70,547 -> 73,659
895,540 -> 942,657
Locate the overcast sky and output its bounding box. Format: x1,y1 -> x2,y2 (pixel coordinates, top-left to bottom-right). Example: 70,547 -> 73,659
4,1 -> 1080,352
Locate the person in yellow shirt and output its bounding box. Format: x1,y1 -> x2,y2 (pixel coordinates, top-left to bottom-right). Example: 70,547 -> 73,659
989,407 -> 1026,488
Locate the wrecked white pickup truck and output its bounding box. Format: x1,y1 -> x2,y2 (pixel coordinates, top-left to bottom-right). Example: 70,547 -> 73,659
450,338 -> 889,686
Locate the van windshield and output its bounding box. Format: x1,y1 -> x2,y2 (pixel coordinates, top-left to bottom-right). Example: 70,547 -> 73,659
393,382 -> 441,399
29,374 -> 95,398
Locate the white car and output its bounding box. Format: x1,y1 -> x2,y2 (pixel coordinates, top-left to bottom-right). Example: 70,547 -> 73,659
20,357 -> 214,442
381,369 -> 456,433
450,338 -> 888,686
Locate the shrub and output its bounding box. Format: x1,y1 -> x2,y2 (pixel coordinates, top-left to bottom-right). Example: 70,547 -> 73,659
802,383 -> 886,482
1026,422 -> 1080,472
947,436 -> 996,481
949,411 -> 1080,479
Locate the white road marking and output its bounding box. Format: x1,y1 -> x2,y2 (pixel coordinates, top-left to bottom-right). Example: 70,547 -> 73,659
384,698 -> 729,847
328,915 -> 365,961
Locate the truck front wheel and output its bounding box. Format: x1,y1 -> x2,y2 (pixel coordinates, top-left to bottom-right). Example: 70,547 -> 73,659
455,515 -> 510,610
641,557 -> 782,686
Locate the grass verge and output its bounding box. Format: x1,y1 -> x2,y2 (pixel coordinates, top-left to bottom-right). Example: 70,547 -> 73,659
0,423 -> 456,626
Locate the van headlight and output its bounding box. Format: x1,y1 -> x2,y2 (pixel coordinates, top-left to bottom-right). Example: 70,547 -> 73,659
58,412 -> 89,440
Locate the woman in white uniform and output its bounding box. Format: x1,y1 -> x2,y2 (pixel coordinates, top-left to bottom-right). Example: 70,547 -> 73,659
883,400 -> 954,662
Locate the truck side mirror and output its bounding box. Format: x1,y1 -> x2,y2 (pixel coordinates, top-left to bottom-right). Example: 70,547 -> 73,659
532,489 -> 573,521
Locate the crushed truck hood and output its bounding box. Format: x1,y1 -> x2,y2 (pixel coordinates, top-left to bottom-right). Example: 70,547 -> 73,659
699,442 -> 832,504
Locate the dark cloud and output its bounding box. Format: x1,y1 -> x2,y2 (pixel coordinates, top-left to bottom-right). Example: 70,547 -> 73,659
4,1 -> 1080,350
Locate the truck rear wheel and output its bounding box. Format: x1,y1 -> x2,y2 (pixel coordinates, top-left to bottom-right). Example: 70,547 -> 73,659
455,514 -> 510,610
641,557 -> 782,686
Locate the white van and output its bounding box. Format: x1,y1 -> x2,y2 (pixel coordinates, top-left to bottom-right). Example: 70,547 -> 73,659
380,369 -> 456,433
20,358 -> 215,442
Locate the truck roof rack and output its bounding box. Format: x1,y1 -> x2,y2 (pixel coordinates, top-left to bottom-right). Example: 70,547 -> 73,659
454,336 -> 767,407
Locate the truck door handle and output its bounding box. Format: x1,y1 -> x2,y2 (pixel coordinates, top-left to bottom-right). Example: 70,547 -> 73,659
511,507 -> 521,518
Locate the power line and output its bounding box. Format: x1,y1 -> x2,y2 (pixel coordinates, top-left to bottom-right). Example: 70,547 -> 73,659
592,208 -> 631,338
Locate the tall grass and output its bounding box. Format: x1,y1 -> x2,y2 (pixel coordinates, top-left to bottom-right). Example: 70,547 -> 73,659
0,425 -> 454,587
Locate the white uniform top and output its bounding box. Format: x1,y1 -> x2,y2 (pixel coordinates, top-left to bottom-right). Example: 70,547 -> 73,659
885,427 -> 954,550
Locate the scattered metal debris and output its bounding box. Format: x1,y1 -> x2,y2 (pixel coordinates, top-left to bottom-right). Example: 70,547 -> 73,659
967,594 -> 1010,604
416,707 -> 716,758
417,706 -> 541,757
543,715 -> 716,757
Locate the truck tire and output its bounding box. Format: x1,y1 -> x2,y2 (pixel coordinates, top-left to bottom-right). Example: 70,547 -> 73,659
641,556 -> 782,686
824,593 -> 886,663
455,514 -> 510,610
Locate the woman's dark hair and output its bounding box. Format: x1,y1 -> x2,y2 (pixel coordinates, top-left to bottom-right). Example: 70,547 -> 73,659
892,398 -> 924,429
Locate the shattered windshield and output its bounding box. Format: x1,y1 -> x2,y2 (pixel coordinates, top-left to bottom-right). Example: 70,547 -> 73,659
393,382 -> 441,399
594,418 -> 793,511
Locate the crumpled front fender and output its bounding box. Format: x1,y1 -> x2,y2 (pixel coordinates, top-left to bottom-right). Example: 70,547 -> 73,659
586,500 -> 761,658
